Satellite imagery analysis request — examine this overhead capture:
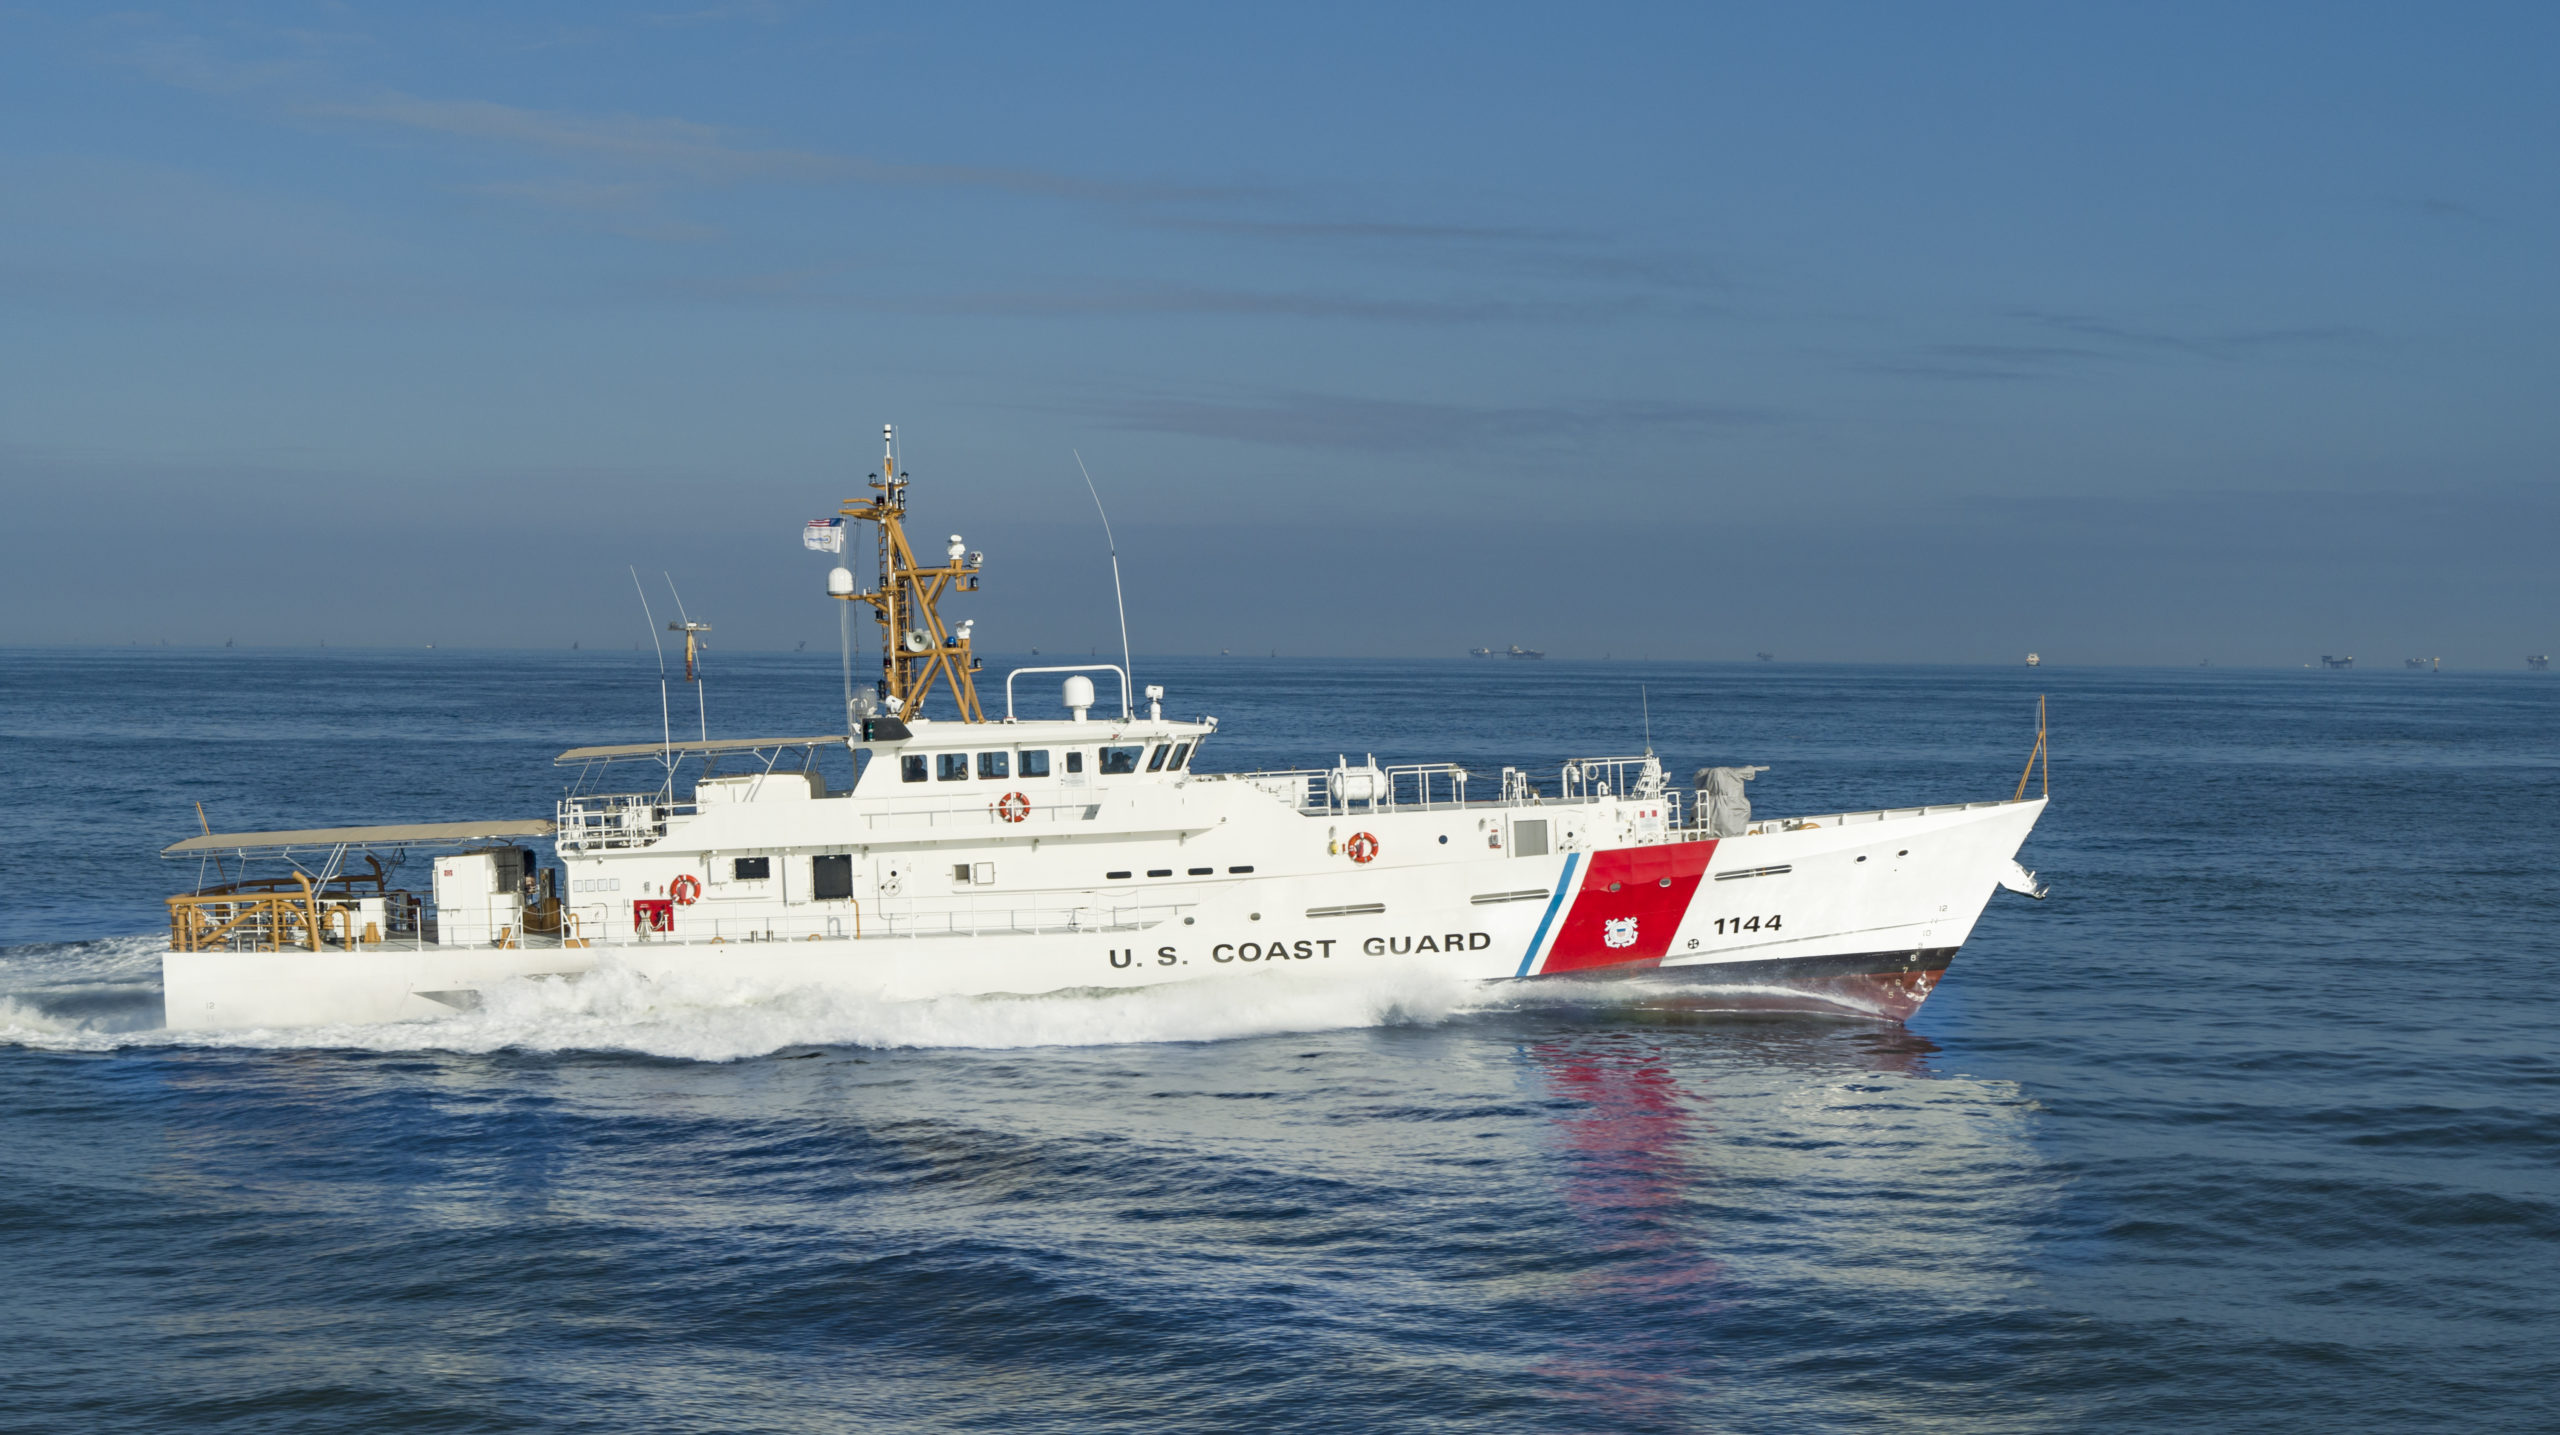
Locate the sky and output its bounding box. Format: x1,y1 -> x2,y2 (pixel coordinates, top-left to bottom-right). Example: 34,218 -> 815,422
2,2 -> 2554,666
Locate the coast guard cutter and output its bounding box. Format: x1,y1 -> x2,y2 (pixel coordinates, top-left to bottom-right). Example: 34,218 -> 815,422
161,426 -> 2050,1031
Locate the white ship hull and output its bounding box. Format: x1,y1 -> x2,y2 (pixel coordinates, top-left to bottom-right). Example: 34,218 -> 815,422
165,795 -> 2044,1032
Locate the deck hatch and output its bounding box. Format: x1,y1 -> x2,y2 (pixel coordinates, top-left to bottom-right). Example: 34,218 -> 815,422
812,854 -> 854,899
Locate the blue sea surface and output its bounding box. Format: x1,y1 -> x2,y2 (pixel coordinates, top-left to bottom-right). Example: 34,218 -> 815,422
3,649 -> 2555,1433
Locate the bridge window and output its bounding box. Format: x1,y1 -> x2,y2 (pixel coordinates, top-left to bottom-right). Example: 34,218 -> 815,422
1019,750 -> 1050,778
1145,744 -> 1170,772
901,755 -> 927,783
1101,746 -> 1142,775
1065,751 -> 1084,774
978,751 -> 1008,779
937,753 -> 969,781
1169,742 -> 1192,770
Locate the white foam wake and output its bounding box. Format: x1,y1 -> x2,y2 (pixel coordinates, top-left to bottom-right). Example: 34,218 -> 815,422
0,938 -> 1496,1060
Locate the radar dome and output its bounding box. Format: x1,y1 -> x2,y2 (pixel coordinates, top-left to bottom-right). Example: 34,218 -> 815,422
1062,674 -> 1095,720
826,567 -> 855,596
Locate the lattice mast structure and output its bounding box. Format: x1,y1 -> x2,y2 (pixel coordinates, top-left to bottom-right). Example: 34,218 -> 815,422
834,423 -> 986,722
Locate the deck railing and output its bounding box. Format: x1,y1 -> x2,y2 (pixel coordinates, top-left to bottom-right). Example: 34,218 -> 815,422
557,794 -> 695,853
568,900 -> 1190,944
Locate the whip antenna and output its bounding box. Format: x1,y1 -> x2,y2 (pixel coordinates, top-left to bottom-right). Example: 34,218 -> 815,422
1073,450 -> 1136,719
631,566 -> 673,779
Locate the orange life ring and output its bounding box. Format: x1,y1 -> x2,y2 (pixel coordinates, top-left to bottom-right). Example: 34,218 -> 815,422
996,791 -> 1031,823
669,873 -> 703,906
1346,831 -> 1380,864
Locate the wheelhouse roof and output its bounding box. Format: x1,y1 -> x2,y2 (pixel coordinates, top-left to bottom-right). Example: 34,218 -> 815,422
163,818 -> 556,858
553,734 -> 850,764
553,723 -> 1209,764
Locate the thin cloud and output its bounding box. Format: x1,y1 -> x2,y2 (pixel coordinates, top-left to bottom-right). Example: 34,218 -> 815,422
1862,309 -> 2382,380
119,28 -> 337,96
643,1 -> 793,25
2009,307 -> 2377,359
1148,215 -> 1728,294
463,179 -> 723,242
2388,196 -> 2497,225
307,93 -> 841,180
1108,392 -> 1778,453
1159,216 -> 1575,243
309,91 -> 1239,204
910,284 -> 1665,325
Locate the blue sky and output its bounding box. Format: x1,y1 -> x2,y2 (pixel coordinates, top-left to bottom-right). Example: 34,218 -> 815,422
3,3 -> 2554,663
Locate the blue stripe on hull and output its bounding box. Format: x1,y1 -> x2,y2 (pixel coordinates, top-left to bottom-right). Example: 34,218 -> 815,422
1514,851 -> 1580,979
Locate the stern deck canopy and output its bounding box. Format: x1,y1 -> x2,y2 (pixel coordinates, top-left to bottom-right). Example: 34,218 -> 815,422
162,818 -> 555,859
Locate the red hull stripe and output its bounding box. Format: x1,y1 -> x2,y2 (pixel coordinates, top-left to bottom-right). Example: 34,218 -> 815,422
1536,839 -> 1718,976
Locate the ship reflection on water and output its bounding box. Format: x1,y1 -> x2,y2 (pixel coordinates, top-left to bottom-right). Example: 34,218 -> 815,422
1513,1017 -> 2053,1428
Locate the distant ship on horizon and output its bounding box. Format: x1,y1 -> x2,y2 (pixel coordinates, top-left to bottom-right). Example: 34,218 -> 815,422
1467,645 -> 1545,659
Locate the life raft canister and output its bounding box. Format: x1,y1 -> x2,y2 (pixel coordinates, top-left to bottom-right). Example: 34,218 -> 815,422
996,791 -> 1031,823
1346,831 -> 1380,864
669,873 -> 704,905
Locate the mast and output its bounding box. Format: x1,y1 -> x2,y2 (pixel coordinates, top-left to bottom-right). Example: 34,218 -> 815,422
835,423 -> 986,722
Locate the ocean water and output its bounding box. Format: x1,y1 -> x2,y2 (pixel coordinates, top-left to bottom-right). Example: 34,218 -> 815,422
3,649 -> 2555,1434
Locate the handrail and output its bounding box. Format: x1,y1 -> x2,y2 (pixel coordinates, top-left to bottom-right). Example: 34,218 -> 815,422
1003,663 -> 1132,721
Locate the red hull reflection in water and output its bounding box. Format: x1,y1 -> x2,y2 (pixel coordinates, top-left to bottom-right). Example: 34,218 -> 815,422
1527,1036 -> 1719,1423
1522,1029 -> 1942,1422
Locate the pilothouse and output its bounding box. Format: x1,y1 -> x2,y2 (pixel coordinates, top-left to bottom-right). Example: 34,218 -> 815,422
161,425 -> 2050,1031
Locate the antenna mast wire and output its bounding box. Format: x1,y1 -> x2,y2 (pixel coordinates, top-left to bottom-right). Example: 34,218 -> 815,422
664,573 -> 709,743
1073,450 -> 1136,719
631,566 -> 673,779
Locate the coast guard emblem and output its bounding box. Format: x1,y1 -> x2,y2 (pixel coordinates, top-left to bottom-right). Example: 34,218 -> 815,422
1603,916 -> 1639,949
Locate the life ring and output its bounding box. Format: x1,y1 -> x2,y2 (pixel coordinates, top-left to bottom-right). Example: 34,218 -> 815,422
669,873 -> 703,906
1346,831 -> 1380,864
996,791 -> 1031,823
